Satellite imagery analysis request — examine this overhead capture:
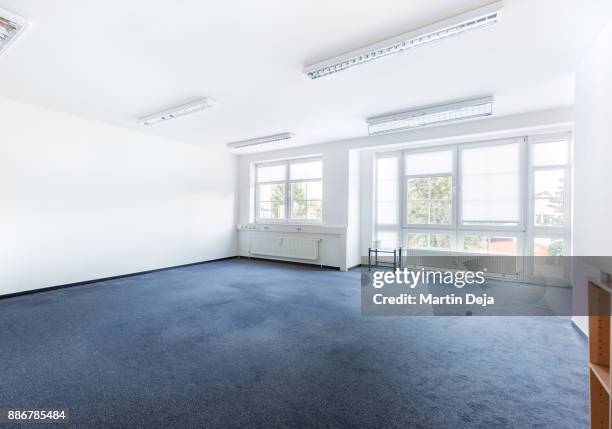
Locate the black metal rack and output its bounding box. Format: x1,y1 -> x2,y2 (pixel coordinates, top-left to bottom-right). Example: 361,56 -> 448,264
368,247 -> 402,271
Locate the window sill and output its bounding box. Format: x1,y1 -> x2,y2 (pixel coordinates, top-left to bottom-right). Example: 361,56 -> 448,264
237,223 -> 346,236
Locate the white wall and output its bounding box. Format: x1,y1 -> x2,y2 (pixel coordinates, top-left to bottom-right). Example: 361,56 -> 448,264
0,96 -> 237,295
236,107 -> 572,269
574,22 -> 612,259
572,20 -> 612,335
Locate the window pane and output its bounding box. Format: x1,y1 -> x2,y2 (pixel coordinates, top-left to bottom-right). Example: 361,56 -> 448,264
307,181 -> 322,200
377,157 -> 398,180
376,157 -> 398,224
258,184 -> 272,201
406,176 -> 452,225
376,230 -> 398,249
461,143 -> 520,225
291,182 -> 306,202
463,235 -> 487,253
489,236 -> 517,255
463,235 -> 517,255
292,199 -> 307,219
258,202 -> 272,219
258,183 -> 285,220
406,233 -> 452,250
533,237 -> 566,281
407,178 -> 429,200
534,169 -> 565,226
258,183 -> 285,203
258,201 -> 285,220
407,201 -> 429,224
377,182 -> 396,202
257,164 -> 286,182
405,150 -> 452,175
429,200 -> 451,224
430,234 -> 452,250
531,141 -> 568,167
429,176 -> 452,199
290,181 -> 322,221
307,200 -> 322,220
377,202 -> 397,224
407,233 -> 428,249
290,160 -> 322,180
534,237 -> 564,256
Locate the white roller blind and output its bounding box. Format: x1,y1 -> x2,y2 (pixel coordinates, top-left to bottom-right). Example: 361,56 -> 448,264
376,156 -> 398,224
405,150 -> 452,175
290,159 -> 322,180
257,164 -> 286,182
461,143 -> 520,225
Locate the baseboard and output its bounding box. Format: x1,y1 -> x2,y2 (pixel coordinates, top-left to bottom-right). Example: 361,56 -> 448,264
0,256 -> 238,301
240,255 -> 340,271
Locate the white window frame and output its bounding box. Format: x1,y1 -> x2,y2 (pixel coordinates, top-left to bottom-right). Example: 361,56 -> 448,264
254,160 -> 288,223
526,133 -> 572,256
458,230 -> 522,255
254,157 -> 323,224
403,228 -> 457,251
401,145 -> 457,230
374,132 -> 572,256
374,152 -> 402,248
457,137 -> 527,233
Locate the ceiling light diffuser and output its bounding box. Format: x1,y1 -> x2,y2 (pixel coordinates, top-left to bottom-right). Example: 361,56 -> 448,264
304,2 -> 502,79
367,96 -> 494,135
0,8 -> 28,57
138,98 -> 215,125
226,133 -> 294,149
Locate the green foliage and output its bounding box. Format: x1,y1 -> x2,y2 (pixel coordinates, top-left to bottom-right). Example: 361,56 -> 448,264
548,239 -> 563,256
407,175 -> 451,224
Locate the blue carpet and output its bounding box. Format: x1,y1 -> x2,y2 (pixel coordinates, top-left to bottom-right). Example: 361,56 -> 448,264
0,258 -> 588,428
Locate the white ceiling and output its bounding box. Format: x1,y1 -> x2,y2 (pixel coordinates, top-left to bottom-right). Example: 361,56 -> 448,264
0,0 -> 609,153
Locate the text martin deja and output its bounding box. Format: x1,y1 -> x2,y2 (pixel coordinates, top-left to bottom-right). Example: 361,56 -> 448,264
372,293 -> 495,307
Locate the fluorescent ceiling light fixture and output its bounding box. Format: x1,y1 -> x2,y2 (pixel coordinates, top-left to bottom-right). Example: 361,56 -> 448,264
0,8 -> 29,57
304,1 -> 502,79
138,98 -> 215,125
226,133 -> 294,149
367,96 -> 494,135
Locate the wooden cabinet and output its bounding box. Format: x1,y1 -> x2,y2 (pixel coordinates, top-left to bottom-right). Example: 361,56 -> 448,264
589,278 -> 612,429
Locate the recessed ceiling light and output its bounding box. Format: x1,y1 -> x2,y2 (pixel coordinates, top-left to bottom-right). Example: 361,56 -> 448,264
304,2 -> 502,79
0,7 -> 29,57
226,133 -> 294,149
138,98 -> 215,125
367,96 -> 494,135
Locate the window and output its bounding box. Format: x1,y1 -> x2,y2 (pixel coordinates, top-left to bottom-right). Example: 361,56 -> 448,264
374,133 -> 572,257
462,234 -> 518,255
530,140 -> 568,228
461,143 -> 520,226
533,237 -> 564,256
405,150 -> 453,225
527,137 -> 569,267
256,164 -> 286,221
290,160 -> 322,220
405,232 -> 452,250
534,169 -> 565,226
531,141 -> 568,167
376,156 -> 398,224
255,158 -> 322,222
374,156 -> 399,249
376,230 -> 399,250
532,236 -> 566,282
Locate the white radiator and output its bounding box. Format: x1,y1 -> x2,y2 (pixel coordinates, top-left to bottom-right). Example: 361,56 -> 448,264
249,236 -> 321,261
403,249 -> 519,278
